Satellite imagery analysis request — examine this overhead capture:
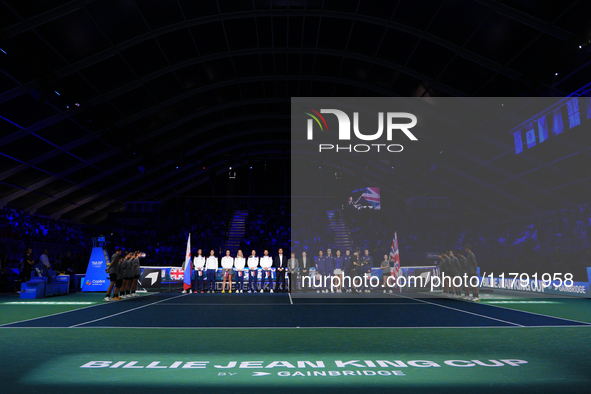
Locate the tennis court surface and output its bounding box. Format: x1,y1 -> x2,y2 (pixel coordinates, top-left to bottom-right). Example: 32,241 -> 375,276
1,291 -> 590,393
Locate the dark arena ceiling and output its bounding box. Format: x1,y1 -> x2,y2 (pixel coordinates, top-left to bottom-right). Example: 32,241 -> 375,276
0,0 -> 590,224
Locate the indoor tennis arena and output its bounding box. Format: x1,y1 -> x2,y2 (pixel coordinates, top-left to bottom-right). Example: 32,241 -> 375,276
1,1 -> 590,393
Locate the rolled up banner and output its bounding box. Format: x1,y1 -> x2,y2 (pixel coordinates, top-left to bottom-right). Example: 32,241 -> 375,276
224,270 -> 228,278
238,270 -> 242,277
266,270 -> 269,278
198,270 -> 202,277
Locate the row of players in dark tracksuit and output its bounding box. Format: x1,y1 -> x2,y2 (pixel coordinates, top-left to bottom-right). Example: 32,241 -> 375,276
186,248 -> 378,294
438,244 -> 480,301
309,249 -> 377,293
104,249 -> 143,301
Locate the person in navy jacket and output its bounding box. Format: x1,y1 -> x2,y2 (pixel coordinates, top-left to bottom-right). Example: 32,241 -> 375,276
361,249 -> 373,293
324,249 -> 335,293
273,248 -> 287,293
314,250 -> 326,293
333,250 -> 344,293
343,250 -> 352,293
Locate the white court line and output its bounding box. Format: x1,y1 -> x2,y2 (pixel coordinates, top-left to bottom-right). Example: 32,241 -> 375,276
149,302 -> 425,306
288,291 -> 293,305
0,293 -> 159,327
387,293 -> 524,327
68,294 -> 187,328
20,324 -> 591,330
1,325 -> 590,330
443,294 -> 591,326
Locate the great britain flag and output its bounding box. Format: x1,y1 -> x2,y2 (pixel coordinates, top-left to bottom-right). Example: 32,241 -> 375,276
362,187 -> 381,210
183,233 -> 192,290
390,232 -> 402,292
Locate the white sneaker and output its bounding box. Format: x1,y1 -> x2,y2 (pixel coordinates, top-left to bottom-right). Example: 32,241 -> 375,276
317,290 -> 320,293
260,289 -> 263,293
270,289 -> 274,293
248,290 -> 252,293
473,297 -> 480,302
383,290 -> 386,293
389,290 -> 393,294
103,297 -> 111,302
182,290 -> 187,294
121,295 -> 127,299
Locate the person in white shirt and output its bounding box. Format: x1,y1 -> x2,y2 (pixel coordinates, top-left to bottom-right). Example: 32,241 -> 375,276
259,249 -> 274,293
234,250 -> 246,293
39,249 -> 51,270
221,250 -> 234,293
205,250 -> 218,293
193,249 -> 206,293
247,250 -> 259,293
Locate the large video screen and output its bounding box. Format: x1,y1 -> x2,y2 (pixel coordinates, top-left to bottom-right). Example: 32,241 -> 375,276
349,187 -> 381,210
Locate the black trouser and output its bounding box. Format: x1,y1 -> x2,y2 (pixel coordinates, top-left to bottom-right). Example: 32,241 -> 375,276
288,272 -> 296,292
300,269 -> 309,290
275,269 -> 286,291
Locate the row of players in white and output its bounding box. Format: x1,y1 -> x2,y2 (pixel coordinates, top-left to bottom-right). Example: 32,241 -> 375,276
183,249 -> 275,293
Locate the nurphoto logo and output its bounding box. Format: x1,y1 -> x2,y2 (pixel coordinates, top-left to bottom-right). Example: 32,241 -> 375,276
303,108 -> 418,153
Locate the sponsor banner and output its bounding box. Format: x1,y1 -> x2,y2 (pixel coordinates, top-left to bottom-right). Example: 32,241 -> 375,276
426,252 -> 439,260
81,247 -> 109,292
142,267 -> 276,283
479,275 -> 590,297
140,269 -> 162,289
